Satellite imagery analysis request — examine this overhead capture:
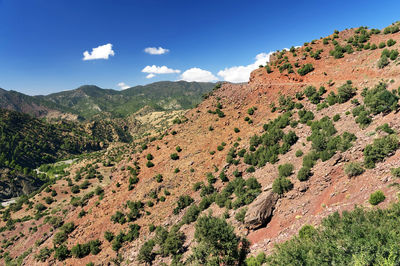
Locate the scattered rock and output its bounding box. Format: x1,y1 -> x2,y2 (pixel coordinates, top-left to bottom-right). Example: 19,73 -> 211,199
244,191 -> 278,230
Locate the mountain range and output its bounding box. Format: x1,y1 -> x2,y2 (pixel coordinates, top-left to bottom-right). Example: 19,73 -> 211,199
0,81 -> 216,120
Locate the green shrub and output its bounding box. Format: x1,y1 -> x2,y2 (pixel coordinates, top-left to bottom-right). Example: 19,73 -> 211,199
364,83 -> 398,114
378,55 -> 389,69
266,200 -> 400,264
104,231 -> 114,242
344,162 -> 365,177
35,247 -> 52,262
333,114 -> 340,122
297,64 -> 314,76
390,167 -> 400,178
278,163 -> 294,177
54,244 -> 70,261
234,127 -> 240,133
369,190 -> 385,205
154,174 -> 163,183
364,134 -> 399,168
170,153 -> 179,160
192,214 -> 246,265
111,211 -> 126,224
138,240 -> 155,264
387,39 -> 396,47
337,82 -> 356,103
272,177 -> 293,195
235,208 -> 247,223
297,167 -> 311,181
173,195 -> 194,214
246,252 -> 266,266
146,154 -> 153,160
182,204 -> 200,224
295,150 -> 303,157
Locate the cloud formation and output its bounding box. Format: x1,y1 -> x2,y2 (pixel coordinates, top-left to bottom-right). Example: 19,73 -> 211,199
83,43 -> 115,61
117,82 -> 130,90
144,47 -> 169,55
217,52 -> 273,83
180,68 -> 218,82
146,73 -> 156,79
142,65 -> 181,74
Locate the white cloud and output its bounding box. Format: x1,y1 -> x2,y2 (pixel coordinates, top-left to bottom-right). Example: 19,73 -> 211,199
146,73 -> 156,79
217,52 -> 273,83
117,82 -> 130,90
142,65 -> 181,74
144,47 -> 169,55
83,43 -> 115,61
180,68 -> 218,82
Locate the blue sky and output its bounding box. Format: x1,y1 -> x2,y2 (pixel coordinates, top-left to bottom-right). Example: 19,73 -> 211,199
1,0 -> 400,95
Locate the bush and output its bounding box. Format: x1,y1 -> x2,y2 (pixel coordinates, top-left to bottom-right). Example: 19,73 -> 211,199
35,247 -> 52,262
364,83 -> 398,114
272,177 -> 293,195
364,134 -> 399,168
235,208 -> 247,223
234,127 -> 240,133
278,163 -> 294,177
297,167 -> 311,181
246,252 -> 266,266
146,154 -> 153,160
337,82 -> 356,103
170,153 -> 179,160
333,114 -> 340,122
71,243 -> 91,258
104,231 -> 114,242
173,195 -> 194,214
387,39 -> 396,47
297,64 -> 314,76
146,161 -> 154,168
344,162 -> 365,177
295,150 -> 303,157
111,211 -> 126,224
369,190 -> 385,205
390,167 -> 400,178
192,214 -> 245,265
182,204 -> 200,224
378,55 -> 389,69
54,244 -> 70,261
138,240 -> 155,264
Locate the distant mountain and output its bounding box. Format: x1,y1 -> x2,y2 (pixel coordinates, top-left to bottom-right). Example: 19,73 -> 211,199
0,81 -> 216,120
0,88 -> 67,118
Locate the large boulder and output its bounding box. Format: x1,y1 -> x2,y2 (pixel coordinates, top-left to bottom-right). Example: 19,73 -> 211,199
244,190 -> 278,230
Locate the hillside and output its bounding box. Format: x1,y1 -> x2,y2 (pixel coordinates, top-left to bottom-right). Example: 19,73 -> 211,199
37,81 -> 215,120
0,81 -> 215,121
2,22 -> 400,265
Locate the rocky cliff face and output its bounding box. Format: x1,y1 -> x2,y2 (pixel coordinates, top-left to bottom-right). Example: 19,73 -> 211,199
2,24 -> 400,265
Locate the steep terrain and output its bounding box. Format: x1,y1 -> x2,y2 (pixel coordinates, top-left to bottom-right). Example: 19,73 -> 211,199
2,23 -> 400,265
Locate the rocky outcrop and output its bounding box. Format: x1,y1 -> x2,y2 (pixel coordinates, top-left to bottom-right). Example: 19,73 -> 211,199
244,190 -> 278,230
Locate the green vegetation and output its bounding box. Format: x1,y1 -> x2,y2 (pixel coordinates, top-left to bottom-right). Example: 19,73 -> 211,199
173,195 -> 194,214
267,200 -> 400,265
272,177 -> 293,195
369,190 -> 385,205
297,64 -> 314,76
364,135 -> 398,168
344,162 -> 365,177
189,214 -> 248,265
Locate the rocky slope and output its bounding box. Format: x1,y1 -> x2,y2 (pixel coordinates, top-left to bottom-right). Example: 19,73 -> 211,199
2,23 -> 400,265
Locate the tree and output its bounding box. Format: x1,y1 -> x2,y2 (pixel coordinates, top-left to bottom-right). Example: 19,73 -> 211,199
369,190 -> 385,205
278,164 -> 294,177
54,244 -> 70,261
344,162 -> 365,177
192,214 -> 246,265
138,240 -> 155,264
272,177 -> 293,195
